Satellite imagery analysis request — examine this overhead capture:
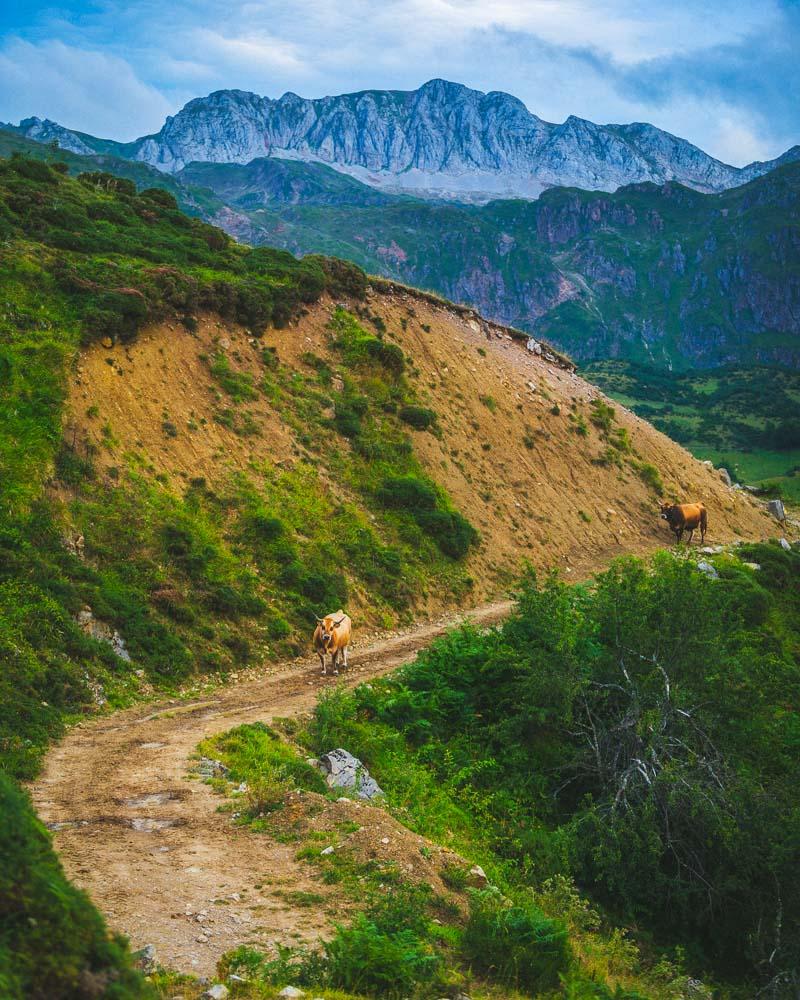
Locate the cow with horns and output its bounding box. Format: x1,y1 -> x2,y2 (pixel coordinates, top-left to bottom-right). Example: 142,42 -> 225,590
659,501 -> 708,545
313,610 -> 352,675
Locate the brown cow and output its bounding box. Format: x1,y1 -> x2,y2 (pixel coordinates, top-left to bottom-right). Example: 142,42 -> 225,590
659,501 -> 707,545
312,610 -> 352,675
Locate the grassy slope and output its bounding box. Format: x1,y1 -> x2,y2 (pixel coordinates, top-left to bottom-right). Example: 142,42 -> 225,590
583,362 -> 800,501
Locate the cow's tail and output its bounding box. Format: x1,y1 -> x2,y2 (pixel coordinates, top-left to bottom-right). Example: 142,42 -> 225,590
700,504 -> 708,533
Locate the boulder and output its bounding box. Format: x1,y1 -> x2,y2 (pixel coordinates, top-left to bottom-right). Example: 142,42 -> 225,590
697,561 -> 719,579
779,537 -> 792,552
718,468 -> 732,487
133,944 -> 157,974
278,988 -> 305,999
200,986 -> 229,1000
742,562 -> 761,571
768,499 -> 786,521
467,864 -> 489,888
318,749 -> 384,801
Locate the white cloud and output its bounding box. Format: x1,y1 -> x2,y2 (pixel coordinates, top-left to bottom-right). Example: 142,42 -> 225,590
189,27 -> 309,75
0,37 -> 174,139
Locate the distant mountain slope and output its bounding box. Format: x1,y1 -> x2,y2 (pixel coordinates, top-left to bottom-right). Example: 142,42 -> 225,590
6,126 -> 798,370
205,161 -> 800,370
7,79 -> 799,201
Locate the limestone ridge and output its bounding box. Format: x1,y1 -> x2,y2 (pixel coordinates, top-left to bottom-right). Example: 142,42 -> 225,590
9,79 -> 799,202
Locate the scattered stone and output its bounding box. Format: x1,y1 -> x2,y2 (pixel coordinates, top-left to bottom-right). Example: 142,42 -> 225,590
742,562 -> 761,571
780,537 -> 792,552
320,845 -> 335,856
278,988 -> 305,999
318,749 -> 384,801
697,561 -> 719,579
767,499 -> 786,521
101,336 -> 114,349
227,976 -> 247,985
718,468 -> 732,487
201,987 -> 229,1000
701,460 -> 714,470
467,864 -> 489,888
380,837 -> 390,845
699,546 -> 724,555
133,944 -> 157,974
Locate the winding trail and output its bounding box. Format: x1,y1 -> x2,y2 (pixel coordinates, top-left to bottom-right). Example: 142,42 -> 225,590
30,600 -> 512,976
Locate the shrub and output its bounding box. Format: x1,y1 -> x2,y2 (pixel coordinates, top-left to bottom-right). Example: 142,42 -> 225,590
462,888 -> 571,991
633,460 -> 664,494
416,509 -> 479,559
376,475 -> 437,512
324,915 -> 441,997
398,404 -> 437,430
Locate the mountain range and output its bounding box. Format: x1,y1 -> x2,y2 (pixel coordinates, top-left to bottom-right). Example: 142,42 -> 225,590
7,79 -> 800,202
3,78 -> 799,371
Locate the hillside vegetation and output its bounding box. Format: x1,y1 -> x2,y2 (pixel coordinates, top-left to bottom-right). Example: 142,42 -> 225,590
180,541 -> 800,1000
0,152 -> 783,998
583,362 -> 800,501
5,128 -> 799,372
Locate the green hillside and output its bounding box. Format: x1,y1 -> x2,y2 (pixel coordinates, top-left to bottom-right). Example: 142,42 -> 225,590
8,127 -> 799,372
583,362 -> 800,501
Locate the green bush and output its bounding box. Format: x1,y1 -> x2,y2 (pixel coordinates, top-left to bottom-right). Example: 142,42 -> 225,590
0,774 -> 149,999
376,474 -> 438,511
398,404 -> 437,430
462,888 -> 571,991
323,915 -> 441,997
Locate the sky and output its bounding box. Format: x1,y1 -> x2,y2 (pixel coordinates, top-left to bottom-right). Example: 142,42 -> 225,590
0,0 -> 798,166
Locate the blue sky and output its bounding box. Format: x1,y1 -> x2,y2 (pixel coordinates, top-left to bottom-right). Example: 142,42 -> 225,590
1,0 -> 797,165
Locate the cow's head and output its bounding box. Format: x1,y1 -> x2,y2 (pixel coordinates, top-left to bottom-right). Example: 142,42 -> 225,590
315,615 -> 345,648
659,501 -> 674,522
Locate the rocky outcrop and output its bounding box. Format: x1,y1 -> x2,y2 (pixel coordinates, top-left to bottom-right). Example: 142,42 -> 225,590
9,80 -> 799,201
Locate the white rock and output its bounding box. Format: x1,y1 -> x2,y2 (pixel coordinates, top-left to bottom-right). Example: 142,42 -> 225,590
742,562 -> 761,571
200,986 -> 229,1000
768,499 -> 786,521
780,537 -> 792,551
467,864 -> 489,888
320,845 -> 335,856
318,749 -> 384,800
697,561 -> 719,579
278,988 -> 305,999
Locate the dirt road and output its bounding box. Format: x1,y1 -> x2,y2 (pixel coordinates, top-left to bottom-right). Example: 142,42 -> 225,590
30,600 -> 512,976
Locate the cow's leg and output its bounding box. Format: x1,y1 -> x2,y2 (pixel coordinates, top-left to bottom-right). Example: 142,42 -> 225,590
342,645 -> 348,672
687,527 -> 694,545
676,527 -> 684,545
700,522 -> 706,544
318,651 -> 327,675
332,649 -> 339,675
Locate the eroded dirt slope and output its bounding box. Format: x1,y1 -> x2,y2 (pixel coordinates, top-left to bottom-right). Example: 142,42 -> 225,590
67,285 -> 774,610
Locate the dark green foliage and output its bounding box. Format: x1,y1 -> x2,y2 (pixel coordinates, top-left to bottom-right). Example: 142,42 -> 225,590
398,404 -> 437,430
376,475 -> 479,559
0,153 -> 366,350
0,774 -> 149,999
323,915 -> 441,997
462,888 -> 571,991
312,549 -> 800,992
